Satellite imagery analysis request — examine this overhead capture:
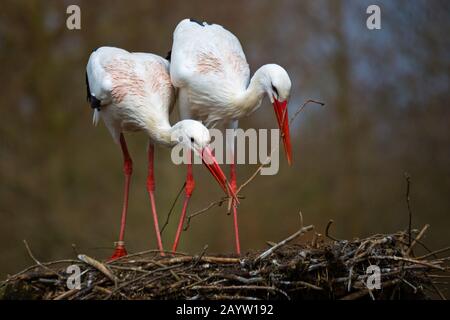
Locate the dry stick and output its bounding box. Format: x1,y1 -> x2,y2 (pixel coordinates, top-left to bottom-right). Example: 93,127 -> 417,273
211,294 -> 261,300
105,264 -> 184,299
107,249 -> 188,264
298,211 -> 304,229
23,240 -> 61,279
406,224 -> 429,256
53,289 -> 79,300
183,198 -> 228,231
340,279 -> 400,300
1,259 -> 78,286
255,225 -> 314,262
429,281 -> 447,300
160,256 -> 241,265
418,246 -> 450,260
371,255 -> 445,271
77,254 -> 118,283
161,182 -> 186,235
191,285 -> 290,300
289,281 -> 323,291
404,173 -> 413,247
325,220 -> 341,241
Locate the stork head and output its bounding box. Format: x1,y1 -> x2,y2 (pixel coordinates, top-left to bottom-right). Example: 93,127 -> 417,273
261,64 -> 293,166
172,120 -> 237,202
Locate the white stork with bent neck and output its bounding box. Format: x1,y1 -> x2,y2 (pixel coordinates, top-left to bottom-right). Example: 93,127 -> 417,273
86,46 -> 235,260
169,19 -> 293,254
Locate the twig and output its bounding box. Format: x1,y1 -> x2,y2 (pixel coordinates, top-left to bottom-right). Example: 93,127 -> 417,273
53,289 -> 79,300
340,279 -> 400,300
406,224 -> 429,256
298,211 -> 304,229
282,280 -> 323,291
429,282 -> 447,300
290,100 -> 325,124
220,274 -> 265,284
371,255 -> 445,270
255,225 -> 314,261
404,173 -> 413,247
161,182 -> 185,235
23,240 -> 61,279
191,285 -> 290,299
211,294 -> 261,300
183,198 -> 228,231
77,254 -> 119,283
325,220 -> 340,241
417,246 -> 450,260
160,256 -> 241,265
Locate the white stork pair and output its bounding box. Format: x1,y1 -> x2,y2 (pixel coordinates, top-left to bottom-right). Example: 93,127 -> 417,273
86,18 -> 292,259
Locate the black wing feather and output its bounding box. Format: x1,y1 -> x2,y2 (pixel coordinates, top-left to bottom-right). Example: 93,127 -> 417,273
85,71 -> 101,110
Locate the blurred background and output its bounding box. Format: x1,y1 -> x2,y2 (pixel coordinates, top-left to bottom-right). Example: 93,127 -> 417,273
0,0 -> 449,279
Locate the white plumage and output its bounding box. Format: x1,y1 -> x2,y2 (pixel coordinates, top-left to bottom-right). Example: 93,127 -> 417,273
87,47 -> 176,145
170,19 -> 292,128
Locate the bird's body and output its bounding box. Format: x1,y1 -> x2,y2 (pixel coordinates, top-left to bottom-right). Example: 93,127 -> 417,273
170,20 -> 254,126
87,47 -> 175,146
169,19 -> 293,254
170,19 -> 291,128
86,46 -> 234,259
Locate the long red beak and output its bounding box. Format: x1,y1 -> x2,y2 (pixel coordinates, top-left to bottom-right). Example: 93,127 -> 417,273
201,147 -> 239,203
273,98 -> 292,165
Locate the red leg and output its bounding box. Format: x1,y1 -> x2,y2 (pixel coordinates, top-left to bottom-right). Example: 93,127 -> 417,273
147,142 -> 165,255
172,152 -> 195,252
110,133 -> 131,260
230,162 -> 241,255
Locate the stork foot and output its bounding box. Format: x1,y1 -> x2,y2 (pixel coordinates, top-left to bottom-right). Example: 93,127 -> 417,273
109,241 -> 128,261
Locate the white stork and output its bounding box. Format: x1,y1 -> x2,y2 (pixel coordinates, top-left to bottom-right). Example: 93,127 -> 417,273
86,46 -> 235,259
169,19 -> 293,254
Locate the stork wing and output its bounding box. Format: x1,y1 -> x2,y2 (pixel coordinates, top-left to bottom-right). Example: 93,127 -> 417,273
86,47 -> 129,107
86,47 -> 175,114
170,19 -> 250,96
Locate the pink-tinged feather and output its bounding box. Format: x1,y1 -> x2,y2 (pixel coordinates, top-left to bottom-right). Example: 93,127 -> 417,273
196,52 -> 223,75
104,58 -> 146,104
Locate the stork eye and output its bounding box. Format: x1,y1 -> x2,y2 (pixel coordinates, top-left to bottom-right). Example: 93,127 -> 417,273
271,84 -> 279,97
190,137 -> 195,143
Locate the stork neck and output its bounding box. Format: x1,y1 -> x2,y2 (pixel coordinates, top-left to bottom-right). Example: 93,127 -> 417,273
145,119 -> 176,148
235,67 -> 267,116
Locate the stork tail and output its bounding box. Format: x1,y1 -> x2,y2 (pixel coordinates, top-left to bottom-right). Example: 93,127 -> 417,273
92,109 -> 100,126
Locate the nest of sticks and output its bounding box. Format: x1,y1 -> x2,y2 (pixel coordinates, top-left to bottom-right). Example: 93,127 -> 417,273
1,222 -> 448,300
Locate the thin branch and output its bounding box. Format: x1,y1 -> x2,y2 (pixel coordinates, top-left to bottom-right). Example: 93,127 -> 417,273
183,198 -> 228,231
325,219 -> 340,241
78,254 -> 119,283
340,279 -> 400,300
418,246 -> 450,260
255,225 -> 314,262
406,224 -> 429,256
429,282 -> 447,300
161,182 -> 185,235
23,240 -> 61,278
371,255 -> 445,271
404,172 -> 413,247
